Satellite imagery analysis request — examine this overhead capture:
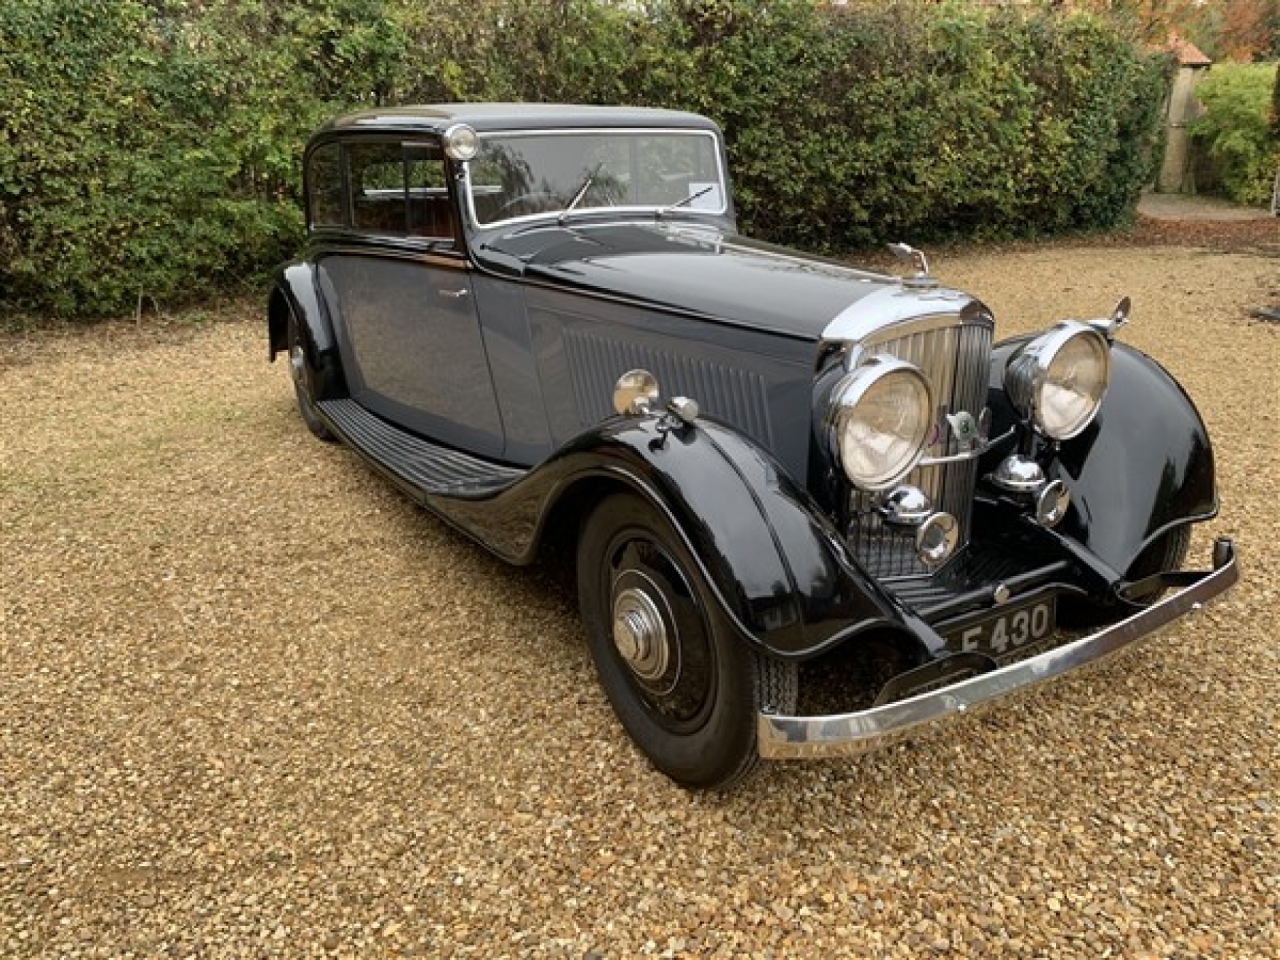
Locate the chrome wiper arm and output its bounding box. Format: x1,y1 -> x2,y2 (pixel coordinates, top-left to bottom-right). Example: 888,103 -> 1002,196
558,161 -> 604,225
658,185 -> 714,218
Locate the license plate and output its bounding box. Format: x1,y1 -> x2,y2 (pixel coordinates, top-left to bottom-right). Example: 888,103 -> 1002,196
944,596 -> 1056,657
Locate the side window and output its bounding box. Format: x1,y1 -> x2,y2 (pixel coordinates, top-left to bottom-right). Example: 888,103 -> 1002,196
405,143 -> 455,240
307,143 -> 344,229
342,140 -> 455,241
349,142 -> 407,234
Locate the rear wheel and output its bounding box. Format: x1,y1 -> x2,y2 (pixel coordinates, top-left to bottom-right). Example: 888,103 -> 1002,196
287,312 -> 334,442
577,492 -> 797,789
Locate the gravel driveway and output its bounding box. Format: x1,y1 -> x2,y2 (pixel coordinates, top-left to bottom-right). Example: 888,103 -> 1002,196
2,244 -> 1276,959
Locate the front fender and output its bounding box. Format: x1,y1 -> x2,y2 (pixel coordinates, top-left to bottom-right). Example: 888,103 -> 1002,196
420,415 -> 939,660
987,338 -> 1217,575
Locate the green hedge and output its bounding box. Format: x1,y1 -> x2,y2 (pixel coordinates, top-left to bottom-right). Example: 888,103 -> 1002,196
1191,62 -> 1279,207
1,0 -> 1170,320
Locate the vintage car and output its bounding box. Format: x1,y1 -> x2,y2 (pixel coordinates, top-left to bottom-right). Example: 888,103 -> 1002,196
267,104 -> 1238,789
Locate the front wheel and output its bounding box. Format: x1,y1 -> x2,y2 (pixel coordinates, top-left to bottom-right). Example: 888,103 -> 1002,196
1125,525 -> 1192,603
577,492 -> 797,789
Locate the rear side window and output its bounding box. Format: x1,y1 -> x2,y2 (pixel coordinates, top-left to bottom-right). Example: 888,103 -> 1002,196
307,143 -> 344,228
306,140 -> 455,242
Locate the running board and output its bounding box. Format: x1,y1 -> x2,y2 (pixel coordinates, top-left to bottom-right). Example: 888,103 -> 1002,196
318,399 -> 525,496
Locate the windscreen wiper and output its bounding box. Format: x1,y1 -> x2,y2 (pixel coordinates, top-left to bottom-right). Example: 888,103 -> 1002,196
657,185 -> 714,219
558,162 -> 605,225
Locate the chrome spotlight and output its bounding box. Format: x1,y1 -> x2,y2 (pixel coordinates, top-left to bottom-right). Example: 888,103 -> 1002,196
878,485 -> 933,527
442,123 -> 479,161
613,369 -> 660,415
990,454 -> 1046,494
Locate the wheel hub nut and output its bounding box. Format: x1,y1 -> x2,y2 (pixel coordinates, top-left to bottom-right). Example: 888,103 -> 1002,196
612,587 -> 669,681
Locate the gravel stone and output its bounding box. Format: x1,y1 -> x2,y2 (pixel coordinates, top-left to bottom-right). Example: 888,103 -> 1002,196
2,242 -> 1276,958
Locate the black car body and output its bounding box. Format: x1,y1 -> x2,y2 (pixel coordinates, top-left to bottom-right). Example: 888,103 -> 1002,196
267,104 -> 1238,788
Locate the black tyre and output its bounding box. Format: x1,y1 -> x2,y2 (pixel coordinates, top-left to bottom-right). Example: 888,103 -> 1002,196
1061,525 -> 1194,629
1125,525 -> 1192,603
577,492 -> 797,789
286,311 -> 335,442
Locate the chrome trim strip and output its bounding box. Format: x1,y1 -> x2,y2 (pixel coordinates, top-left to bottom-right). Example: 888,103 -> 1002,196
757,541 -> 1239,760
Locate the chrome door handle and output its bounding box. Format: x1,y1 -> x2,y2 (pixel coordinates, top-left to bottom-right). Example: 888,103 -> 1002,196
438,288 -> 470,299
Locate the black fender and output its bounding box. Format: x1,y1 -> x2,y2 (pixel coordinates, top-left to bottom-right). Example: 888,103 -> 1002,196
397,414 -> 942,661
267,262 -> 346,401
985,338 -> 1217,576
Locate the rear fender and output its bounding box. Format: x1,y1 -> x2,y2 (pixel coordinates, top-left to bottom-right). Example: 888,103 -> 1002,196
267,262 -> 345,401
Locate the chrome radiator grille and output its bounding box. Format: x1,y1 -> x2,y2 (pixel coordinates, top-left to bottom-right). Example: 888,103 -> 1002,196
845,315 -> 994,579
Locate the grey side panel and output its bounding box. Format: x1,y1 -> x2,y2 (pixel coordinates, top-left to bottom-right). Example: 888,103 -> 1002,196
525,285 -> 816,482
563,328 -> 774,448
470,273 -> 554,465
318,254 -> 505,457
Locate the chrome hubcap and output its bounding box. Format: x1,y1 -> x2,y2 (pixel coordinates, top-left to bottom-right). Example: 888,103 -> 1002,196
289,341 -> 306,386
612,586 -> 669,682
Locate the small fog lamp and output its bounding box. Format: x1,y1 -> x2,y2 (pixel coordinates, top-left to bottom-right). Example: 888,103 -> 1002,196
991,454 -> 1046,494
916,512 -> 959,566
879,485 -> 933,527
1035,480 -> 1070,528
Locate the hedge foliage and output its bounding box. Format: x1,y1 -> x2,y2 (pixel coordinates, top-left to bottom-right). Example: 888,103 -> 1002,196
1191,62 -> 1279,207
1,0 -> 1171,320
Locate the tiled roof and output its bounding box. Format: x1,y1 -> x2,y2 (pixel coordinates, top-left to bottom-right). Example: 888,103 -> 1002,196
1169,36 -> 1212,67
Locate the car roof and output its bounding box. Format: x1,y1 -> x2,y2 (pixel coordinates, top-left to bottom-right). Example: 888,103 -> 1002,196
314,103 -> 721,138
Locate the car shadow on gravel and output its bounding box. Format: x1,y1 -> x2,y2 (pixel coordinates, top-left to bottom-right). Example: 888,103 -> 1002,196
323,435 -> 587,651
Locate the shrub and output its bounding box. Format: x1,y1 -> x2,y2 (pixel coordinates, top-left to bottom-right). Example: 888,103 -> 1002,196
0,0 -> 405,319
1192,62 -> 1280,206
0,0 -> 1171,320
601,1 -> 1169,249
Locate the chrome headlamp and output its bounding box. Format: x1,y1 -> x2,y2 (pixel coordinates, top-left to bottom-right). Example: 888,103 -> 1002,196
828,356 -> 933,491
1004,322 -> 1110,440
442,123 -> 479,161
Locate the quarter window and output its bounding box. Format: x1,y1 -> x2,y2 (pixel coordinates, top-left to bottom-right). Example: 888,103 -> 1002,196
307,143 -> 344,228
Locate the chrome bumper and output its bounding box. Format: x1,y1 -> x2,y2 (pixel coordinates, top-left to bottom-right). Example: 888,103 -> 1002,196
758,539 -> 1239,760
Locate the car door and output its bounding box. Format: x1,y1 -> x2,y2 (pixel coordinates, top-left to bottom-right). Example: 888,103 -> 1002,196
316,138 -> 505,458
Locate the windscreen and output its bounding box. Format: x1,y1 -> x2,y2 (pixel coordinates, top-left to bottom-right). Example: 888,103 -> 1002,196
467,130 -> 726,225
